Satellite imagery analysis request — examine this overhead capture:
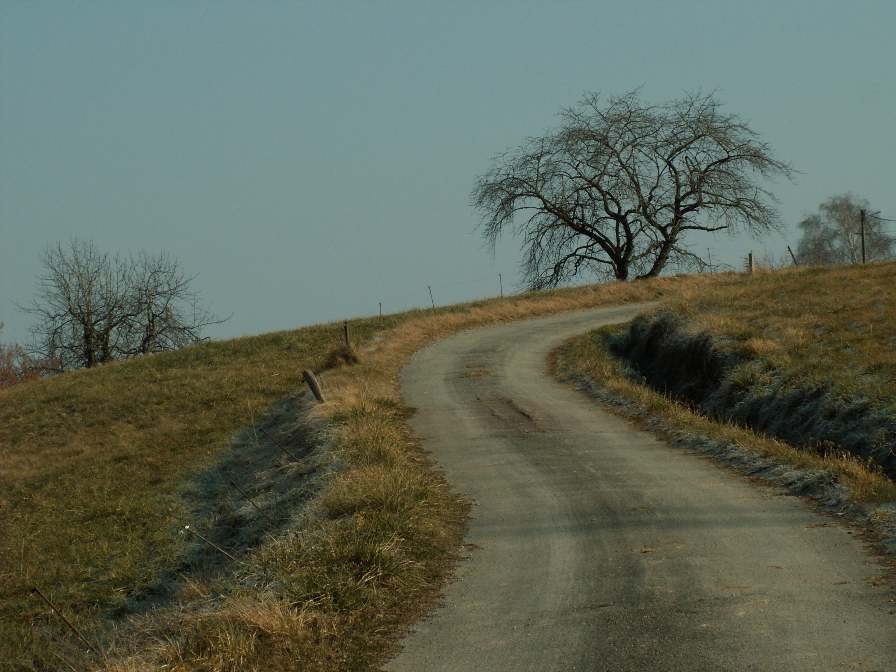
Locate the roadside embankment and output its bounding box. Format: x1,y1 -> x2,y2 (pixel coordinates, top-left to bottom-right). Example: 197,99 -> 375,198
552,263 -> 896,558
617,310 -> 896,479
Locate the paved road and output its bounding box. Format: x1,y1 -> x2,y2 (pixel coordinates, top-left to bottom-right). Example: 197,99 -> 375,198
387,304 -> 896,672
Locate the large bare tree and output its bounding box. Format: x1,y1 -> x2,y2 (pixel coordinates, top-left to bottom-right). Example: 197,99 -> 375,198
472,91 -> 793,286
22,239 -> 224,371
796,194 -> 894,265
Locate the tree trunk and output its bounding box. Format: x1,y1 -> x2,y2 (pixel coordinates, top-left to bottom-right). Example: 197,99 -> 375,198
641,238 -> 674,278
614,256 -> 630,281
84,331 -> 96,368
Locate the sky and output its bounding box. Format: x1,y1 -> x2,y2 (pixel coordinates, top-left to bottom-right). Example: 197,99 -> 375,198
2,1 -> 895,344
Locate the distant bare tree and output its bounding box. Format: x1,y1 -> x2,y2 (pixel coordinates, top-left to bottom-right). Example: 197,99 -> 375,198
472,90 -> 793,287
23,240 -> 130,370
795,194 -> 895,265
22,240 -> 224,371
0,323 -> 39,388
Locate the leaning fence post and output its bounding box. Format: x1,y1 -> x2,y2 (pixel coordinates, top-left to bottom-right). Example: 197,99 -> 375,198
303,369 -> 325,402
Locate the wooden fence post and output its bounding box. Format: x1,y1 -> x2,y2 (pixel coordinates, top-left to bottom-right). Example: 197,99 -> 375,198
303,369 -> 325,402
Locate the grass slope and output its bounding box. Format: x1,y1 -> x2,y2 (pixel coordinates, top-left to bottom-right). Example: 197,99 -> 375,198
666,262 -> 896,415
0,317 -> 399,669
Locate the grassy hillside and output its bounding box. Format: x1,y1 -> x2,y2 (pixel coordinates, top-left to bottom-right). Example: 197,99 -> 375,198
669,262 -> 896,415
555,262 -> 896,503
0,279 -> 668,671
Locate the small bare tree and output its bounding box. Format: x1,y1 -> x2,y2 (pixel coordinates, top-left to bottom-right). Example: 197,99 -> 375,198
472,90 -> 793,287
22,240 -> 224,371
22,240 -> 129,370
795,194 -> 895,265
0,323 -> 39,388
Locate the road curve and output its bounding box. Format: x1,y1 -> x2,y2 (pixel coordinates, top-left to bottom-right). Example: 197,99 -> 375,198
387,304 -> 895,672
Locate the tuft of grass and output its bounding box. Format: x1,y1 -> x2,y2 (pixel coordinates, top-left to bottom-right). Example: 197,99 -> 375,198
322,465 -> 433,519
321,344 -> 361,371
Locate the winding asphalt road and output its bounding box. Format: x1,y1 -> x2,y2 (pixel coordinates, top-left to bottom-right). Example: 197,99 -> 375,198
388,304 -> 895,672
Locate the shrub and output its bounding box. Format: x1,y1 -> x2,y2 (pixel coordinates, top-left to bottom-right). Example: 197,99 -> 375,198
0,338 -> 39,388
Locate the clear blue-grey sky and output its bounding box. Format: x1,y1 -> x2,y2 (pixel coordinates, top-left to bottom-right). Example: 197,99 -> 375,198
2,1 -> 894,344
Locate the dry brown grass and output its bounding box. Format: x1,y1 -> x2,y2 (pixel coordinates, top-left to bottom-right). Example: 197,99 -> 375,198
321,343 -> 361,370
669,262 -> 896,408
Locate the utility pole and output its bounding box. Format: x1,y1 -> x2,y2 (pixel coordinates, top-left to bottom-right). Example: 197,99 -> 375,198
860,209 -> 866,264
706,249 -> 713,274
498,273 -> 504,298
427,285 -> 435,309
787,245 -> 799,266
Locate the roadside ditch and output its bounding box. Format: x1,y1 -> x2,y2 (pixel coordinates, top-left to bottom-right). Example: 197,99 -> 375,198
551,318 -> 896,561
618,311 -> 896,479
